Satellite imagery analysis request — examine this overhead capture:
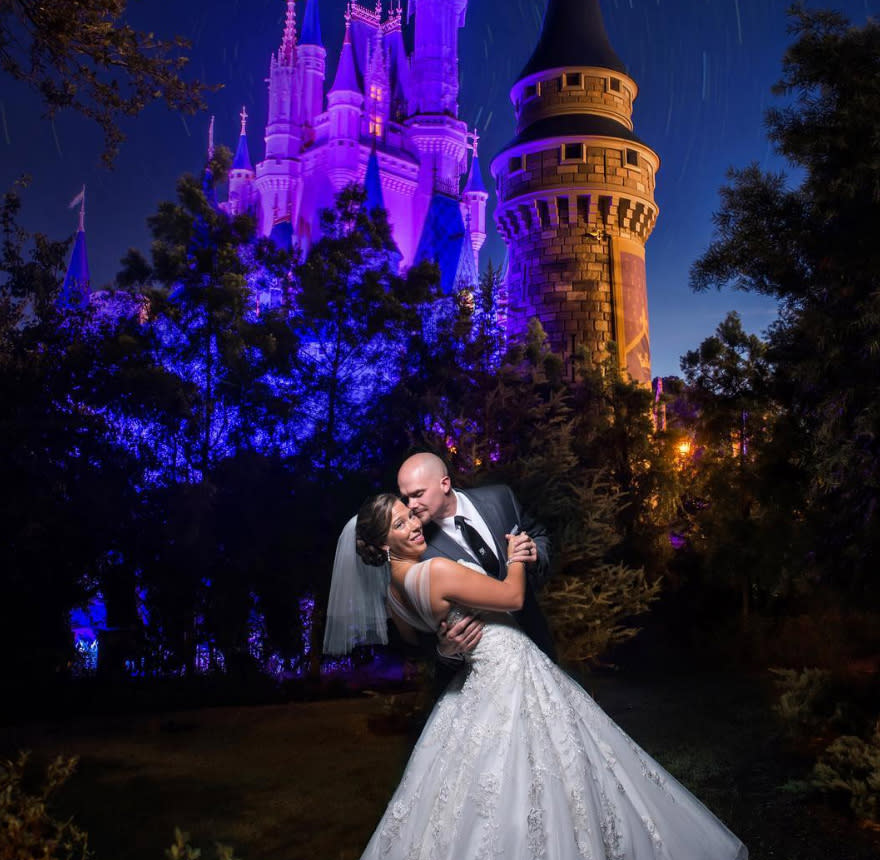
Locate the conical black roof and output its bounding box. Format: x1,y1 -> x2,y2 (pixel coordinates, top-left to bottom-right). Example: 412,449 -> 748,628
518,0 -> 627,81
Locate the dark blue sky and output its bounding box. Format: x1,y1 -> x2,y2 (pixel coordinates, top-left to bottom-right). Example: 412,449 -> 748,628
1,0 -> 876,377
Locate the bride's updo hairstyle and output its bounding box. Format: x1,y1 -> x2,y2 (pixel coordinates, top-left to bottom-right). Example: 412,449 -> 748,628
355,493 -> 399,566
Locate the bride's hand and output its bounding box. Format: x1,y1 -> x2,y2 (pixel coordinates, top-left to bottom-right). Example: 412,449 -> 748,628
506,531 -> 534,565
438,614 -> 484,657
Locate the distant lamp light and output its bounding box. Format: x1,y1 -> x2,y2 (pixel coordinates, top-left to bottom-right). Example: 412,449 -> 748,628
676,440 -> 692,458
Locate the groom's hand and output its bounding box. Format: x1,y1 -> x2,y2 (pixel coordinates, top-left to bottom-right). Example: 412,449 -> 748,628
437,614 -> 484,658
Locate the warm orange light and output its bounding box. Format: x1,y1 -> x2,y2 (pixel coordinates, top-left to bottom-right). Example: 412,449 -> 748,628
676,440 -> 692,458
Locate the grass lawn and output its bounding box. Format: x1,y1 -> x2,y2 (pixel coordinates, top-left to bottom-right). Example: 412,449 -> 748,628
2,669 -> 878,860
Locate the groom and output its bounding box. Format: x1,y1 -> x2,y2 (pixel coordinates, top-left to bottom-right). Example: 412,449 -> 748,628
397,452 -> 556,662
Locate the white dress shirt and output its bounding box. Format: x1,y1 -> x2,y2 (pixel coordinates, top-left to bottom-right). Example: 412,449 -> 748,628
438,490 -> 499,566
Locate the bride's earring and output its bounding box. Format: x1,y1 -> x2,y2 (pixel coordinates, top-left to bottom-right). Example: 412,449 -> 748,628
386,547 -> 392,563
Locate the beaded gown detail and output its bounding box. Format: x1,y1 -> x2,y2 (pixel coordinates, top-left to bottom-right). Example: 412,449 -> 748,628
360,559 -> 747,860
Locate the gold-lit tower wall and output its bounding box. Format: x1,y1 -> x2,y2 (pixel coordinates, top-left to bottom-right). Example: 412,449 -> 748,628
490,0 -> 659,383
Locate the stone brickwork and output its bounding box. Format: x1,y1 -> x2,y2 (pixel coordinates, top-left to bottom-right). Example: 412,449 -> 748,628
490,2 -> 659,384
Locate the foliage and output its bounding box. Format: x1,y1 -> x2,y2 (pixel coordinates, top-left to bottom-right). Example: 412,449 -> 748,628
0,752 -> 89,860
771,667 -> 840,739
810,721 -> 880,823
165,827 -> 240,860
290,184 -> 439,476
689,7 -> 880,602
394,315 -> 664,664
540,473 -> 662,664
0,0 -> 208,164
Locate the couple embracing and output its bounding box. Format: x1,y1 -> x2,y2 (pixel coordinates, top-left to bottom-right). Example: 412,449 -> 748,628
325,453 -> 747,860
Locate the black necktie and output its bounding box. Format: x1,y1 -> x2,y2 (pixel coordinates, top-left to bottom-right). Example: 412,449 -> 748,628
454,515 -> 500,577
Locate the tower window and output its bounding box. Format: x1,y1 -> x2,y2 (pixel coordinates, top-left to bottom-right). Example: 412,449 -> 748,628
537,199 -> 550,229
523,83 -> 540,100
625,149 -> 639,166
557,196 -> 570,225
577,195 -> 591,224
562,143 -> 584,162
608,77 -> 622,92
508,154 -> 525,173
562,72 -> 583,88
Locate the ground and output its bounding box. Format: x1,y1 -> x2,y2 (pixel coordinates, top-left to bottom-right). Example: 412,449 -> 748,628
1,669 -> 878,860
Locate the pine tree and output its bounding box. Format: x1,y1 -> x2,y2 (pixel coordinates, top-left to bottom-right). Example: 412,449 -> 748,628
690,8 -> 880,600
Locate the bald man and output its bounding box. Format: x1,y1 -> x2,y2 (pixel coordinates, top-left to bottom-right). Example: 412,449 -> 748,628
397,453 -> 556,662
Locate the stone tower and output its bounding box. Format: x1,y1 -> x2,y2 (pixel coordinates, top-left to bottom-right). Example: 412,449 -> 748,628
490,0 -> 659,383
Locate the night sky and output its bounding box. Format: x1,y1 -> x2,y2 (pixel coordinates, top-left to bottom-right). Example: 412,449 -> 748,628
1,0 -> 876,378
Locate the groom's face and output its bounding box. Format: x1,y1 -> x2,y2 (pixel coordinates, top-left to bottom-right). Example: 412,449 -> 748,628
398,466 -> 451,524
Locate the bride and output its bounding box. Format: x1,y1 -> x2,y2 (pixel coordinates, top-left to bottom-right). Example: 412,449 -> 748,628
325,493 -> 748,860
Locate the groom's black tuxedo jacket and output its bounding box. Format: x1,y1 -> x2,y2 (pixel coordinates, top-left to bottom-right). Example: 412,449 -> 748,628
421,484 -> 557,663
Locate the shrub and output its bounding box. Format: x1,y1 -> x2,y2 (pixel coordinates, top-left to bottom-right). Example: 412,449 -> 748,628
810,721 -> 880,823
0,752 -> 89,860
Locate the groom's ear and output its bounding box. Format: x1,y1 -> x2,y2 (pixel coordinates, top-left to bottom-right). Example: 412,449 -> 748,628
440,475 -> 451,493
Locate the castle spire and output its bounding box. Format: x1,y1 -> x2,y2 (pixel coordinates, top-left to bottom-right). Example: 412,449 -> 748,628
518,0 -> 626,81
464,130 -> 487,195
280,0 -> 297,65
301,0 -> 322,46
60,186 -> 90,309
364,143 -> 385,212
330,13 -> 359,94
231,106 -> 253,171
207,115 -> 215,161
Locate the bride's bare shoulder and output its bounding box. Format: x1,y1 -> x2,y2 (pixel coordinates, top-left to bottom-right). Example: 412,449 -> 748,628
426,557 -> 464,579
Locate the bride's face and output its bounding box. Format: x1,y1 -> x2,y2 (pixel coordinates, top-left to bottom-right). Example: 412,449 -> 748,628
386,500 -> 426,561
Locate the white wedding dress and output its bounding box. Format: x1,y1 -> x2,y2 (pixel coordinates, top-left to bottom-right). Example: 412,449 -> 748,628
361,559 -> 747,860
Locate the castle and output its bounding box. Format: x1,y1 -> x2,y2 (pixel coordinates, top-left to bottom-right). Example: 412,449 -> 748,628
63,0 -> 657,382
220,0 -> 487,297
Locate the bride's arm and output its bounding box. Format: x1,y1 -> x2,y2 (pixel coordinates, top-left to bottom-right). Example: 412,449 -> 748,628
429,549 -> 526,614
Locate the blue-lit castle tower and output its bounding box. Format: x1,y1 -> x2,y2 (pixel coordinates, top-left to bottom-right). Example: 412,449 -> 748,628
222,0 -> 486,294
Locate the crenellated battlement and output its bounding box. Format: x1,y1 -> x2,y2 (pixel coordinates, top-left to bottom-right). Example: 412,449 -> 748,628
491,0 -> 659,383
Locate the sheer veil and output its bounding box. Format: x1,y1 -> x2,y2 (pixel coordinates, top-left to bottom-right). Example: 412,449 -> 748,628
322,515 -> 391,655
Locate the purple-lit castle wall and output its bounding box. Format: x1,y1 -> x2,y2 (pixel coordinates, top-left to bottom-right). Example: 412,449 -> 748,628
223,0 -> 487,294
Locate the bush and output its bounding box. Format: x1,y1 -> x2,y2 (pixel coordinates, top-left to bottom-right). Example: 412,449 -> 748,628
0,752 -> 89,860
771,667 -> 840,741
811,721 -> 880,823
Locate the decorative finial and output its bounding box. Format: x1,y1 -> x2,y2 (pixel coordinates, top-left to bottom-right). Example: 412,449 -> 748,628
68,185 -> 86,233
281,0 -> 297,64
239,105 -> 248,136
472,129 -> 480,156
207,116 -> 215,160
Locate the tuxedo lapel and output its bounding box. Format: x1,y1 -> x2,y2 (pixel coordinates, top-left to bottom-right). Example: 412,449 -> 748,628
459,488 -> 508,562
424,521 -> 479,566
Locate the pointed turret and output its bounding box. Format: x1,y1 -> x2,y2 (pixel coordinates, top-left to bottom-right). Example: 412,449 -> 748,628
491,0 -> 659,384
327,14 -> 364,189
229,107 -> 256,216
201,116 -> 219,208
60,187 -> 90,309
301,0 -> 322,46
298,0 -> 327,128
518,0 -> 626,81
279,0 -> 297,66
232,106 -> 253,171
462,130 -> 489,273
364,144 -> 385,212
329,14 -> 360,96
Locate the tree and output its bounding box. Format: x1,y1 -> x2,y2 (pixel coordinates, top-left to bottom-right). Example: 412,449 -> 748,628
0,0 -> 208,164
690,6 -> 880,600
0,184 -> 151,687
291,184 -> 439,476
